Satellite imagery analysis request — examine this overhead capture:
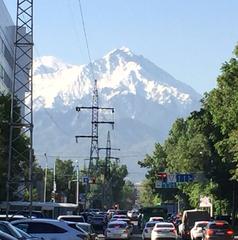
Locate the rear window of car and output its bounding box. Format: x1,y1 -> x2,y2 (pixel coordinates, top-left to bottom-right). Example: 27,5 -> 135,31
156,224 -> 174,228
197,223 -> 208,228
60,216 -> 84,222
209,223 -> 230,229
146,222 -> 156,228
108,223 -> 127,229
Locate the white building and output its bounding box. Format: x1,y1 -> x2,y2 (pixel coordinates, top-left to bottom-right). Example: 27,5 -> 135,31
0,0 -> 15,94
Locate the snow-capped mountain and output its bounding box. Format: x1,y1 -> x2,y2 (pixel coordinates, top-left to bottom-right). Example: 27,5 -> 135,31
33,47 -> 201,181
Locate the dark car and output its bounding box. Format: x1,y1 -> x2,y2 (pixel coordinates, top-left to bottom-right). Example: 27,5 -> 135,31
90,216 -> 107,233
202,220 -> 234,240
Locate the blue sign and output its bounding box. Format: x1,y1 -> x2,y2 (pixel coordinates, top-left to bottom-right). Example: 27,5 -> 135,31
82,176 -> 89,183
155,181 -> 177,188
176,173 -> 194,182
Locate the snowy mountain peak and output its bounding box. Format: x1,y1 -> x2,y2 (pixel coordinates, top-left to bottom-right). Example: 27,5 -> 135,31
33,56 -> 72,75
33,47 -> 201,108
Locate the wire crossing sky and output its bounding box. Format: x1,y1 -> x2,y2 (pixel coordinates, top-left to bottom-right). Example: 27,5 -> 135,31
4,0 -> 238,94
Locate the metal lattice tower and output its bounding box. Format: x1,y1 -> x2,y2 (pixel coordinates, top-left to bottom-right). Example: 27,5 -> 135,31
89,79 -> 99,170
75,79 -> 114,175
99,131 -> 120,208
6,0 -> 33,217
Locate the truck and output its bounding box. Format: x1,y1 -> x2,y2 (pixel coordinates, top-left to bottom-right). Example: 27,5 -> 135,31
179,209 -> 210,239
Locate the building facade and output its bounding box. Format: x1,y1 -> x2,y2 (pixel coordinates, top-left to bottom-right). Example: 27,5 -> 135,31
0,0 -> 15,94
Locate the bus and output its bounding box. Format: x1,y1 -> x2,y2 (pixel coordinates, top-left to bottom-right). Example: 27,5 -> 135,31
139,206 -> 168,229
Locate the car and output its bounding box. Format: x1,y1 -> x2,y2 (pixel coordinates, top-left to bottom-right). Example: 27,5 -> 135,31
142,221 -> 157,240
110,218 -> 133,235
105,220 -> 130,239
114,210 -> 128,216
0,230 -> 18,240
11,218 -> 85,240
0,215 -> 26,222
90,216 -> 107,233
151,222 -> 177,240
149,217 -> 164,222
75,223 -> 98,240
190,221 -> 209,240
57,215 -> 85,223
201,220 -> 234,240
0,221 -> 40,240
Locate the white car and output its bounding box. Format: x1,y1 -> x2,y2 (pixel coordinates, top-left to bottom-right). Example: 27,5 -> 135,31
151,222 -> 177,240
142,221 -> 157,240
57,215 -> 85,222
11,218 -> 85,240
190,221 -> 208,240
149,217 -> 164,222
105,220 -> 130,239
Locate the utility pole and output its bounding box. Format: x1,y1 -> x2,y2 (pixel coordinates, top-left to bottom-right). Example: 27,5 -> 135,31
52,161 -> 56,203
99,131 -> 120,209
76,160 -> 79,206
43,153 -> 48,202
6,0 -> 33,218
75,79 -> 114,175
75,79 -> 114,209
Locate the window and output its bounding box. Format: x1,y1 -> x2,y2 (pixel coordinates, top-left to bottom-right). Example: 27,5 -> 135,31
0,64 -> 3,80
28,222 -> 67,234
4,45 -> 14,69
0,37 -> 4,54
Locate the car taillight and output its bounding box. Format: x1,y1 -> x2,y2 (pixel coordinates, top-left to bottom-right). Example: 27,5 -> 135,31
206,229 -> 214,236
227,229 -> 234,235
170,229 -> 176,234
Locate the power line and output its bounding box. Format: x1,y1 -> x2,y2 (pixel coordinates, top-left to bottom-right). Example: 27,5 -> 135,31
77,0 -> 95,80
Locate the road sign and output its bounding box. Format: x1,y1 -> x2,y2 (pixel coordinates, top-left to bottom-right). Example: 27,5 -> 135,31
176,173 -> 194,182
199,196 -> 212,207
82,176 -> 89,184
155,180 -> 177,188
167,174 -> 177,183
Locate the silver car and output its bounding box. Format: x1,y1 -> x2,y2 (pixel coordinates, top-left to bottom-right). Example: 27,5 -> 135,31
105,221 -> 130,239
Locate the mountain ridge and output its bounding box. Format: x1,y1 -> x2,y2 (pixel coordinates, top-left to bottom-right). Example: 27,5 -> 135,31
32,47 -> 201,181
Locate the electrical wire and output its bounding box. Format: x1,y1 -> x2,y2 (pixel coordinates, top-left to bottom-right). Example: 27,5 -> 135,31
77,0 -> 96,81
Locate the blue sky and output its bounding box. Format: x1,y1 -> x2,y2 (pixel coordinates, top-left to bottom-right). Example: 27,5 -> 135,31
4,0 -> 238,94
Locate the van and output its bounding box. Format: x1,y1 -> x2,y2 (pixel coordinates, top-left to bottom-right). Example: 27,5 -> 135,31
180,209 -> 210,239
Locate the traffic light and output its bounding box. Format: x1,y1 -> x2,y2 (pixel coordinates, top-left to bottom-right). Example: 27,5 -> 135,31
157,172 -> 167,182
